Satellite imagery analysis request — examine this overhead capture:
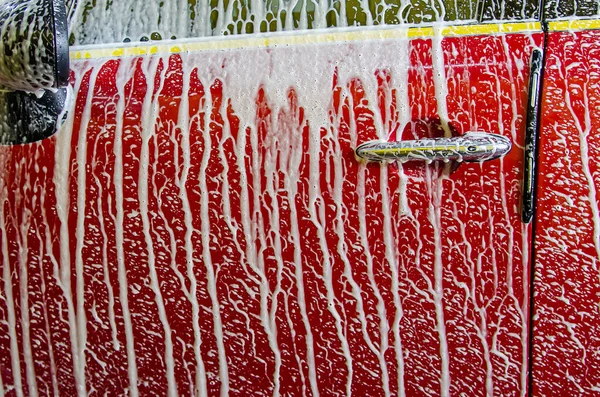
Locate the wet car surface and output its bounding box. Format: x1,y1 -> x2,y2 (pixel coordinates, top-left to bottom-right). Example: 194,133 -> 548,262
0,1 -> 599,395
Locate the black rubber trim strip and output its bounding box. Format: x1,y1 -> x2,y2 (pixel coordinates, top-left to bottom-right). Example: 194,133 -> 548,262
526,20 -> 549,397
51,0 -> 69,87
521,47 -> 544,224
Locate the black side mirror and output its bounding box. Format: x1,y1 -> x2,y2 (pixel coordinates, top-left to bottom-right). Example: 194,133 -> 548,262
0,0 -> 69,145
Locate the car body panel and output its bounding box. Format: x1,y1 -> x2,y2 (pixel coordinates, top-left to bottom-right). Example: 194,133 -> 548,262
0,23 -> 542,395
532,19 -> 600,396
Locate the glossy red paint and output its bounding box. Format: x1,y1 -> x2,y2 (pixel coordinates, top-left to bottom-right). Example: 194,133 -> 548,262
533,28 -> 600,396
0,30 -> 541,395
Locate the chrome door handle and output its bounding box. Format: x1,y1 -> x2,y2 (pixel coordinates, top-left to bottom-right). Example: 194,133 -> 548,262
355,132 -> 511,163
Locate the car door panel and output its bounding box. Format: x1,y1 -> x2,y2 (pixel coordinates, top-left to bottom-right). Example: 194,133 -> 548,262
0,24 -> 541,396
532,20 -> 600,396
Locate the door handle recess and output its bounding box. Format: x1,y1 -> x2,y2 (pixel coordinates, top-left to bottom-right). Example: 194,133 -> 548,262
355,132 -> 512,163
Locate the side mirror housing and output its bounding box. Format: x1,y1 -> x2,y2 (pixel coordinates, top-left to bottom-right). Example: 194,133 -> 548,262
0,0 -> 69,145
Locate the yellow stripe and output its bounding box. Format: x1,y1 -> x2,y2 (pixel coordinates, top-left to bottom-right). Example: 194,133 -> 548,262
70,21 -> 541,61
549,18 -> 600,32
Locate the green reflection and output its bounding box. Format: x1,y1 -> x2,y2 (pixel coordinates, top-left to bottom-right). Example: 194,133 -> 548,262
208,0 -> 481,34
544,0 -> 599,19
67,0 -> 544,45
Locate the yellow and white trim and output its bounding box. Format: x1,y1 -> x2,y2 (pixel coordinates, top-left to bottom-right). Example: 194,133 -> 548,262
70,21 -> 541,61
548,18 -> 600,32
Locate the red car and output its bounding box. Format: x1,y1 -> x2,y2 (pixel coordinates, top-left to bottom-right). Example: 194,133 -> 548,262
0,0 -> 597,395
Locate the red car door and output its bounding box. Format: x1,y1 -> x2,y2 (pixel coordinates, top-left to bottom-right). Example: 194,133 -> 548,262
532,17 -> 600,396
0,5 -> 543,397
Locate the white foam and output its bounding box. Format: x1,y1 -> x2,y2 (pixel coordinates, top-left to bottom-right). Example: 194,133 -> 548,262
0,158 -> 24,397
176,55 -> 210,397
137,55 -> 178,397
197,74 -> 231,397
53,65 -> 88,397
113,58 -> 140,397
